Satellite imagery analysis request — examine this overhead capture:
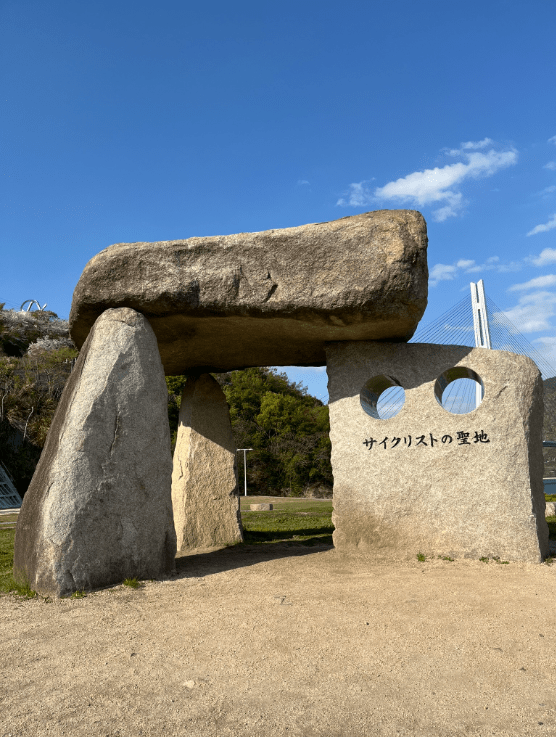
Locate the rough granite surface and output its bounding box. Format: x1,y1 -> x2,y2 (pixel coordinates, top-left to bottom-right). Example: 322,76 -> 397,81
13,308 -> 176,596
69,210 -> 428,373
171,373 -> 243,551
326,341 -> 549,563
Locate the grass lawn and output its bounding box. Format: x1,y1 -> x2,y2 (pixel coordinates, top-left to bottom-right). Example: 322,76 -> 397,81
239,497 -> 334,546
0,514 -> 19,524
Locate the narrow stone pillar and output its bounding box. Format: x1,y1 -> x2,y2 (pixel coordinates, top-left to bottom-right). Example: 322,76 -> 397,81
326,341 -> 549,563
171,373 -> 243,551
14,308 -> 176,596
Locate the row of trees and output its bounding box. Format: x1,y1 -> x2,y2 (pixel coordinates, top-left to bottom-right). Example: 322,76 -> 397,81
0,306 -> 78,493
1,306 -> 332,497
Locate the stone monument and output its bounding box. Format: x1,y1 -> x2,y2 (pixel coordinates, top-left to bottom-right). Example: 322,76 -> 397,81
13,208 -> 550,597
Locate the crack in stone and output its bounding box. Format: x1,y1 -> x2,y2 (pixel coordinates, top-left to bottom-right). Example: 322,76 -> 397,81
109,413 -> 120,456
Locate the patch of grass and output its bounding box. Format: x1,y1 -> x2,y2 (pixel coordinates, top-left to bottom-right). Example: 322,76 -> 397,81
545,494 -> 556,502
1,529 -> 38,598
492,556 -> 509,565
0,514 -> 19,524
70,590 -> 87,599
439,555 -> 454,562
480,556 -> 490,563
240,499 -> 333,545
123,577 -> 141,588
544,556 -> 554,566
416,553 -> 426,562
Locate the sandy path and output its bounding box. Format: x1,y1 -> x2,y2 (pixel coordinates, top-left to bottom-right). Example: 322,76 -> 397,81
1,543 -> 556,737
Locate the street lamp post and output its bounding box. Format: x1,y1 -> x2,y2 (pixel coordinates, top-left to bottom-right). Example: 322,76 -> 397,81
236,448 -> 253,497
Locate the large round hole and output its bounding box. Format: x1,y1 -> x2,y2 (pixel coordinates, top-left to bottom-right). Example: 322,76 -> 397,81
360,375 -> 406,420
434,367 -> 484,415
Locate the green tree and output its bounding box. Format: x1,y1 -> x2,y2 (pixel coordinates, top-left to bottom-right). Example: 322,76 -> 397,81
214,367 -> 332,496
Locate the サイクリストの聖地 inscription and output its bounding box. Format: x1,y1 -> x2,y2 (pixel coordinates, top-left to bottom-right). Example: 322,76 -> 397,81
363,430 -> 490,450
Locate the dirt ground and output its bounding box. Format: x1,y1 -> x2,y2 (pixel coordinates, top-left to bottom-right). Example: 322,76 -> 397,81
2,539 -> 556,737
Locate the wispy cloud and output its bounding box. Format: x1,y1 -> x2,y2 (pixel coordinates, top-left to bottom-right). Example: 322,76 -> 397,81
501,291 -> 556,333
337,139 -> 518,221
549,135 -> 556,145
544,161 -> 556,171
297,179 -> 310,186
429,255 -> 521,286
508,274 -> 556,291
536,184 -> 556,196
530,247 -> 556,266
527,214 -> 556,236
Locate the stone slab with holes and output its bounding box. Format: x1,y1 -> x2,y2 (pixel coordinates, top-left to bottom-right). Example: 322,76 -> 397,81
325,341 -> 549,563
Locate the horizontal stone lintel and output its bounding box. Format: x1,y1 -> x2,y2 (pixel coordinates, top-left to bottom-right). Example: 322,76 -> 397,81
69,210 -> 428,374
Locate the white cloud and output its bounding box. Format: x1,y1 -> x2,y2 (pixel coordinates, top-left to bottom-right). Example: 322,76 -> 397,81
429,264 -> 458,286
549,135 -> 556,145
508,274 -> 556,291
530,247 -> 556,266
527,214 -> 556,236
297,179 -> 310,186
429,254 -> 523,286
501,291 -> 556,333
544,161 -> 556,171
338,140 -> 518,221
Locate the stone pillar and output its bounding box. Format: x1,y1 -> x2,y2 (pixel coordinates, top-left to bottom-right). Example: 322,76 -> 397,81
14,308 -> 176,597
326,341 -> 549,563
171,373 -> 243,551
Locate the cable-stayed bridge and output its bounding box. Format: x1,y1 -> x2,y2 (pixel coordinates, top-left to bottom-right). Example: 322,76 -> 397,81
376,280 -> 556,421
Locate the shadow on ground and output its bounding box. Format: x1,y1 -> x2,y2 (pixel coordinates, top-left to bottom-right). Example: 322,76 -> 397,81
174,536 -> 334,579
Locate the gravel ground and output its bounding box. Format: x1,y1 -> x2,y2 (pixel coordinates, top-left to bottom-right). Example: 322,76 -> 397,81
1,543 -> 556,737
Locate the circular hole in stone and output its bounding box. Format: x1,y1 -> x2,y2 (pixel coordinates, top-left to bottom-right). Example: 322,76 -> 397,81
360,375 -> 406,420
434,367 -> 484,415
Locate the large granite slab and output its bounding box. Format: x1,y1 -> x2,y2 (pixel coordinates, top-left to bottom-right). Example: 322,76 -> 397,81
69,211 -> 428,374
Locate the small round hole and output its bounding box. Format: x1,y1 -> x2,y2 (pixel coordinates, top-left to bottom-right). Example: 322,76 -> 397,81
360,375 -> 406,419
434,367 -> 484,415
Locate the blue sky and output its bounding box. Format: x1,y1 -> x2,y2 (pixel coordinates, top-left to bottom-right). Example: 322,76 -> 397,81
2,0 -> 555,402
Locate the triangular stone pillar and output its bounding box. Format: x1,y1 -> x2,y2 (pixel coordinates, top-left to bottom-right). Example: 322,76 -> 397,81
14,308 -> 176,596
